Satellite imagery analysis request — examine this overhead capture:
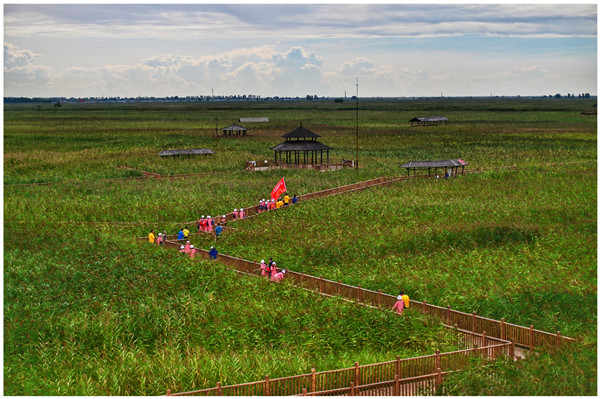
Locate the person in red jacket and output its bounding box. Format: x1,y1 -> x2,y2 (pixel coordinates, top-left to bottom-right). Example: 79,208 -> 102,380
198,215 -> 205,231
392,295 -> 405,315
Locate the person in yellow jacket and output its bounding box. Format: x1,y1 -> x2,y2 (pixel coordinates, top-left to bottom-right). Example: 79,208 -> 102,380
283,194 -> 290,206
400,292 -> 409,309
183,226 -> 190,239
148,229 -> 155,244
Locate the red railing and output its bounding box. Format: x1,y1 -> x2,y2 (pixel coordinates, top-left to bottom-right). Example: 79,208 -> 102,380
168,337 -> 511,396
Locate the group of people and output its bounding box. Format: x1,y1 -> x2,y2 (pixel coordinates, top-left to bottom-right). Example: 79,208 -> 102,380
148,229 -> 169,246
257,194 -> 298,213
177,242 -> 219,260
259,258 -> 286,282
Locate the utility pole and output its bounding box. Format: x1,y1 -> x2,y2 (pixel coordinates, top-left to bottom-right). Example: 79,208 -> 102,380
355,77 -> 359,170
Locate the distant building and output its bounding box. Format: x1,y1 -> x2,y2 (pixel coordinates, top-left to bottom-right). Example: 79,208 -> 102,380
271,124 -> 333,165
159,149 -> 215,157
410,116 -> 449,126
401,159 -> 468,177
239,117 -> 269,123
221,124 -> 248,137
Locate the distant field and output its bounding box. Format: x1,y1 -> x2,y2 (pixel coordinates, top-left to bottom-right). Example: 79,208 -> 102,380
4,98 -> 596,395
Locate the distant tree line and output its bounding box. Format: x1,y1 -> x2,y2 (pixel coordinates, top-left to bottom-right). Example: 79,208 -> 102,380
544,93 -> 592,99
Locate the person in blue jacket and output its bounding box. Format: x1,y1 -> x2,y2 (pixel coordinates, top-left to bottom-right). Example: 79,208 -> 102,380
209,246 -> 218,260
177,228 -> 185,241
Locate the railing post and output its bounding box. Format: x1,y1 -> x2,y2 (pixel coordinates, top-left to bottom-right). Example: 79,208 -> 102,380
435,349 -> 441,372
500,318 -> 505,340
354,362 -> 360,387
350,382 -> 355,396
377,289 -> 382,309
509,339 -> 515,359
446,305 -> 451,324
472,311 -> 477,332
166,389 -> 171,396
529,325 -> 534,351
265,375 -> 270,396
394,374 -> 400,396
357,285 -> 362,303
436,368 -> 442,392
395,355 -> 400,379
319,277 -> 323,293
557,331 -> 562,347
310,368 -> 316,393
216,382 -> 222,396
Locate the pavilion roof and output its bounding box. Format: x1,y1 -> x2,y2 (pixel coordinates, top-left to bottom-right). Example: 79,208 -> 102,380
281,125 -> 321,139
271,141 -> 333,151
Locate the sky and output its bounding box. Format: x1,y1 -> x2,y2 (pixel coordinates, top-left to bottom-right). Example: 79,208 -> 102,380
3,3 -> 598,98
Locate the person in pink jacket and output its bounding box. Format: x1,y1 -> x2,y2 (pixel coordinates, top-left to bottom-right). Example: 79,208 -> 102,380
260,259 -> 269,276
184,241 -> 191,254
239,208 -> 245,219
271,269 -> 286,282
206,216 -> 213,233
156,232 -> 163,246
189,245 -> 197,258
233,209 -> 239,220
179,245 -> 185,254
392,295 -> 405,315
221,215 -> 227,224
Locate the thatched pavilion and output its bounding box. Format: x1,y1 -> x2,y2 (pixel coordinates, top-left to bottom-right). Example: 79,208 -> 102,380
271,124 -> 333,165
221,124 -> 248,136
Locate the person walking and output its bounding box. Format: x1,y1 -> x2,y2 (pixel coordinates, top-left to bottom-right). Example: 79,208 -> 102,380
400,292 -> 410,309
179,245 -> 185,254
189,245 -> 197,258
292,195 -> 298,204
284,194 -> 290,206
269,262 -> 278,278
148,229 -> 155,244
198,215 -> 205,231
392,295 -> 405,315
156,232 -> 163,246
215,223 -> 223,240
239,208 -> 245,219
183,226 -> 190,239
177,228 -> 185,241
260,259 -> 269,276
184,241 -> 191,254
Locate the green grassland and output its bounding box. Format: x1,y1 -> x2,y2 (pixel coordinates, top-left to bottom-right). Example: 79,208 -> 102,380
4,98 -> 597,395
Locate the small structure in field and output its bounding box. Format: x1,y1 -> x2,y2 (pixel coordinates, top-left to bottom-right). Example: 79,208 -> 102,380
159,149 -> 215,157
401,159 -> 468,177
221,124 -> 248,137
410,116 -> 449,126
239,117 -> 269,123
271,124 -> 333,165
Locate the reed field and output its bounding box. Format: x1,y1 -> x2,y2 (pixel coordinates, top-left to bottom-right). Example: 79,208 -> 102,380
4,98 -> 597,395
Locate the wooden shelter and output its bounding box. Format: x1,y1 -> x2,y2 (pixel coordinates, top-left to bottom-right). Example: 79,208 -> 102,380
401,159 -> 468,177
221,124 -> 248,136
410,117 -> 449,126
159,149 -> 215,157
271,124 -> 333,165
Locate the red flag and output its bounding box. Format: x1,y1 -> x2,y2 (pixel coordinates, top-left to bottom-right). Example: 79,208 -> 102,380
270,177 -> 287,201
